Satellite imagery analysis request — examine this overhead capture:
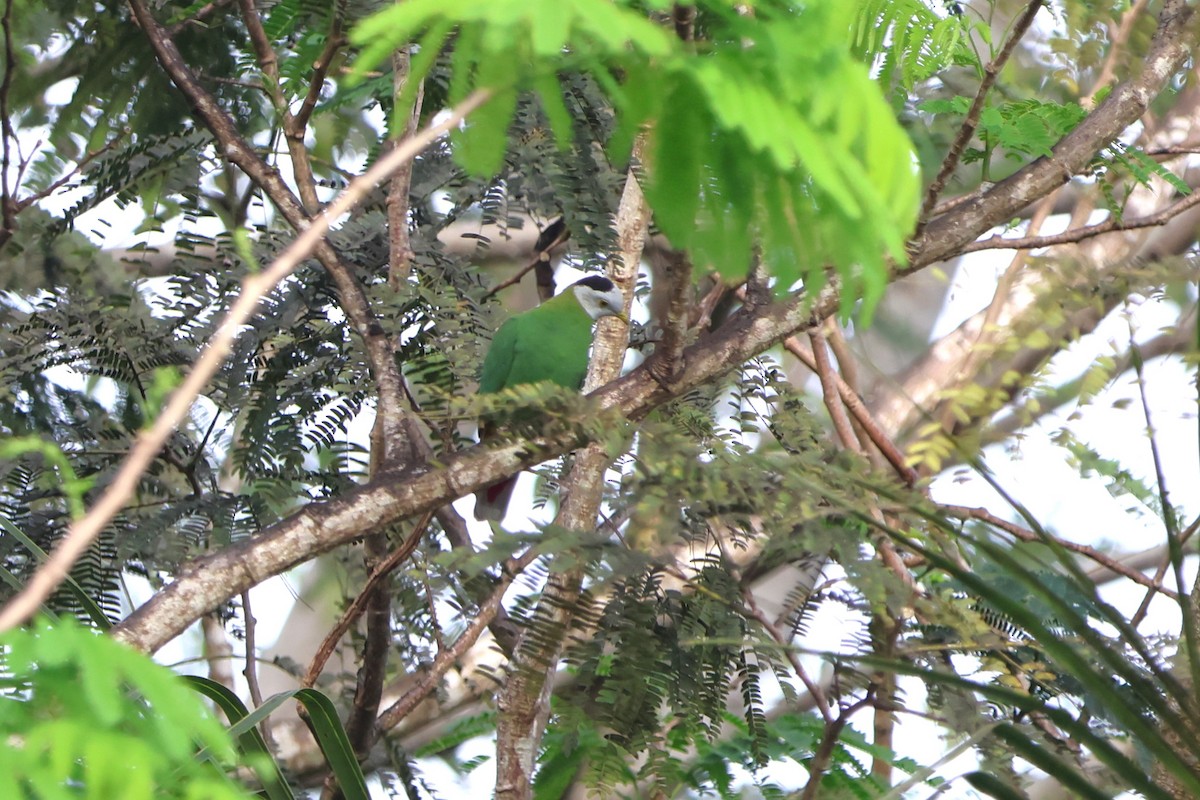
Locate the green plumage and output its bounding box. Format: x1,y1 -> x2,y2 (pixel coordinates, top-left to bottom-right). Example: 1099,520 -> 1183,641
474,275 -> 624,522
478,288 -> 598,394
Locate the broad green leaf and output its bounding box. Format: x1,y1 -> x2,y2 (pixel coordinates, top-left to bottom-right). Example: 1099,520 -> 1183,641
184,677 -> 293,800
646,75 -> 706,248
530,0 -> 572,56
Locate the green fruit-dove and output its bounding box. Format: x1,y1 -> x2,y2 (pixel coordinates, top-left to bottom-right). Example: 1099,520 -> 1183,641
474,275 -> 627,521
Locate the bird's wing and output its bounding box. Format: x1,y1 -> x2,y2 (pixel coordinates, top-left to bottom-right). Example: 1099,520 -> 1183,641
478,316 -> 521,393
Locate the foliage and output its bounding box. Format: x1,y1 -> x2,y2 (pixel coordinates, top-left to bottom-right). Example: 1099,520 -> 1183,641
0,0 -> 1198,798
351,0 -> 919,320
852,0 -> 976,92
0,617 -> 254,800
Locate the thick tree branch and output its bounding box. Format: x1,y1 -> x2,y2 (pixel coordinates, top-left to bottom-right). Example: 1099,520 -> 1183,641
647,247 -> 692,385
108,277 -> 839,653
887,25 -> 1200,443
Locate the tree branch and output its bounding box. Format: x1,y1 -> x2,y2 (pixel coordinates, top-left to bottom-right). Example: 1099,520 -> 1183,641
104,0 -> 1200,661
939,504 -> 1180,600
917,0 -> 1046,224
386,46 -> 424,288
372,548 -> 541,734
647,247 -> 692,385
809,329 -> 859,451
130,0 -> 413,470
302,513 -> 433,689
783,337 -> 917,486
494,138 -> 651,800
959,187 -> 1200,254
293,2 -> 346,132
0,88 -> 491,634
909,0 -> 1197,271
0,0 -> 16,244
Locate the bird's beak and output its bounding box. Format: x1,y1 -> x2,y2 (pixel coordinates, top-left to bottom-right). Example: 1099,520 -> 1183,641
613,311 -> 629,324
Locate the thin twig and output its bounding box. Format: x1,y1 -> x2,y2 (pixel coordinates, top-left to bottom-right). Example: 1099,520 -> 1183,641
918,0 -> 1046,225
799,695 -> 874,800
242,590 -> 264,704
479,218 -> 572,301
783,336 -> 918,486
386,46 -> 424,287
823,321 -> 882,467
293,1 -> 346,131
1130,515 -> 1200,628
960,188 -> 1200,254
166,0 -> 234,35
9,133 -> 129,217
237,0 -> 325,214
823,321 -> 860,398
0,90 -> 491,633
809,330 -> 859,451
480,259 -> 540,300
302,511 -> 434,688
940,504 -> 1180,600
373,548 -> 540,735
742,587 -> 832,722
1083,0 -> 1151,108
240,588 -> 276,749
342,534 -> 399,760
1129,325 -> 1200,692
689,275 -> 730,331
0,0 -> 15,241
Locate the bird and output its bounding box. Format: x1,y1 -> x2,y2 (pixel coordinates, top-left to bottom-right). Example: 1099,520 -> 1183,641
474,274 -> 627,522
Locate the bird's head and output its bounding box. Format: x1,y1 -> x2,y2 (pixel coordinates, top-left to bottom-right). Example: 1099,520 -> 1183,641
571,275 -> 627,323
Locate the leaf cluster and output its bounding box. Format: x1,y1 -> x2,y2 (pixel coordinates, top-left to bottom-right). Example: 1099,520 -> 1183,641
350,0 -> 919,320
0,617 -> 254,800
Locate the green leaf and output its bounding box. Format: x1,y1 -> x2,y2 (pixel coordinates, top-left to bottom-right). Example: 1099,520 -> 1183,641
0,515 -> 110,629
530,0 -> 572,56
294,688 -> 371,800
533,71 -> 574,151
646,74 -> 706,248
183,677 -> 293,800
965,772 -> 1026,800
